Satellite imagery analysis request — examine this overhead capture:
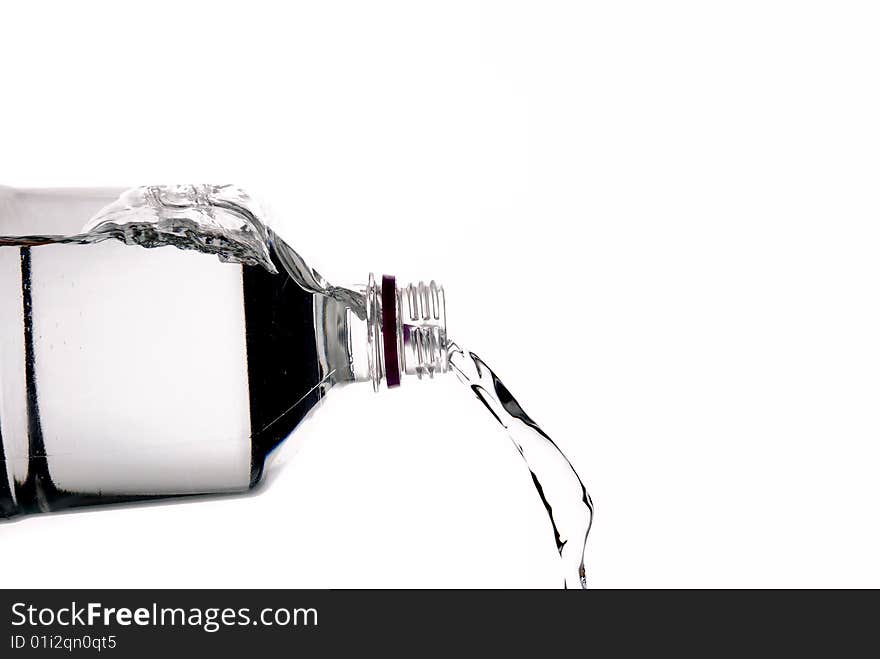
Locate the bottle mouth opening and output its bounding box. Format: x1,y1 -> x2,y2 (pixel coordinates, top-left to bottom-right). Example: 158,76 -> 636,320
366,273 -> 448,391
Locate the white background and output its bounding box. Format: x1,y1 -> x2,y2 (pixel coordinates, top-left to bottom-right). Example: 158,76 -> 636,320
2,1 -> 880,588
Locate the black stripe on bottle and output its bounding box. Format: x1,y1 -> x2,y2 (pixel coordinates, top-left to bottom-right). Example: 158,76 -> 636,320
242,251 -> 322,488
14,246 -> 61,512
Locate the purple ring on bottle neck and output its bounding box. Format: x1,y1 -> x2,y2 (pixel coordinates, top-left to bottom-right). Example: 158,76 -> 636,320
381,275 -> 401,388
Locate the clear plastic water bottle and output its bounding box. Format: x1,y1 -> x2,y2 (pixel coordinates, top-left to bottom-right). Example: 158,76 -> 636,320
0,185 -> 448,517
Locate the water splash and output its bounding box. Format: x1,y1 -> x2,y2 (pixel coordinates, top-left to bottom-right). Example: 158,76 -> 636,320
0,184 -> 366,318
1,185 -> 274,269
448,345 -> 593,589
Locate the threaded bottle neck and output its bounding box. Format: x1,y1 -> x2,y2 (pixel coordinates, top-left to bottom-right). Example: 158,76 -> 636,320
365,273 -> 448,391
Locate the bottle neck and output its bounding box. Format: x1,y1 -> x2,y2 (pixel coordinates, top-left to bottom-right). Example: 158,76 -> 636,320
316,273 -> 448,391
364,273 -> 448,391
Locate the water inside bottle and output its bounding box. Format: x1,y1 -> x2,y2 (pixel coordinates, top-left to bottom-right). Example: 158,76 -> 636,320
0,184 -> 593,588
